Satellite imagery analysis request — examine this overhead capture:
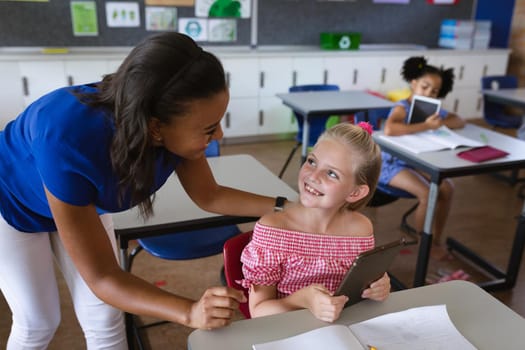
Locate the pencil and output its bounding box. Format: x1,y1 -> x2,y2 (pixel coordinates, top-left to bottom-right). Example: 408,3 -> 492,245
367,345 -> 377,350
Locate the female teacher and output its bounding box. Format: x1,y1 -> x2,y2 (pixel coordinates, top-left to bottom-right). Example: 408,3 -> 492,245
0,33 -> 281,349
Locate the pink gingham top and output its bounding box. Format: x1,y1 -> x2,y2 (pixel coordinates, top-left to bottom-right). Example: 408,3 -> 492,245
240,222 -> 374,298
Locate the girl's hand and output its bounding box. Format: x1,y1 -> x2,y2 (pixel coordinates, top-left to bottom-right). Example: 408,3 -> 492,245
302,284 -> 348,323
361,272 -> 391,301
188,286 -> 247,329
425,113 -> 443,130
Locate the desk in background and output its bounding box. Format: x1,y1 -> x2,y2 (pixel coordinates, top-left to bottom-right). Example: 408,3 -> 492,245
188,280 -> 525,350
374,123 -> 525,290
482,87 -> 525,109
276,90 -> 394,163
112,154 -> 298,271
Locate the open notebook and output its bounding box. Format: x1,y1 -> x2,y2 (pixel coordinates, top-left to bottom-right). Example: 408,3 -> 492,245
378,126 -> 484,154
252,305 -> 477,350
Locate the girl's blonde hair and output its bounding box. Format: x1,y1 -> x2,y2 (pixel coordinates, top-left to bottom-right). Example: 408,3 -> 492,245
317,123 -> 381,211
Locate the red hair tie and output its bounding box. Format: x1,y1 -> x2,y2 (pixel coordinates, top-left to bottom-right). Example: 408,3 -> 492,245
357,121 -> 373,135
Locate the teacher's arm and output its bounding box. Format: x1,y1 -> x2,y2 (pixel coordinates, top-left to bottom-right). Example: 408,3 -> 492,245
176,156 -> 276,217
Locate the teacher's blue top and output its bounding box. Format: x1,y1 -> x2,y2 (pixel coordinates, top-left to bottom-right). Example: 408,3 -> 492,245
0,84 -> 179,233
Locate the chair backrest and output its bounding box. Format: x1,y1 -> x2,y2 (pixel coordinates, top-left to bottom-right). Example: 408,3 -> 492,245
289,84 -> 340,146
223,231 -> 252,319
480,75 -> 520,128
353,90 -> 392,131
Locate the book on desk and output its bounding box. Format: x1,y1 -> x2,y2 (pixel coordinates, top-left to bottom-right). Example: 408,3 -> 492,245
378,126 -> 484,154
252,305 -> 477,350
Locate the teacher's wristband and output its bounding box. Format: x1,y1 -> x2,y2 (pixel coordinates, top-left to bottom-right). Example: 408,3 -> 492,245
274,196 -> 287,212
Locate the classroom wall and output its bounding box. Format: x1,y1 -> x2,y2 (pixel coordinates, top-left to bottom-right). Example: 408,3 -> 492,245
0,0 -> 474,48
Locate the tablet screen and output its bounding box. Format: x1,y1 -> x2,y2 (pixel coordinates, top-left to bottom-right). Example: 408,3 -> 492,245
334,238 -> 406,307
407,95 -> 441,124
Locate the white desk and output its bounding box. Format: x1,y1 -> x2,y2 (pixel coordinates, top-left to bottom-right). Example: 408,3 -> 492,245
276,90 -> 394,162
112,154 -> 298,271
373,124 -> 525,290
482,88 -> 525,109
188,280 -> 525,350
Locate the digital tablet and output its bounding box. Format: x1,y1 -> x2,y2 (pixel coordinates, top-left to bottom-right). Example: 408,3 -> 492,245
407,95 -> 441,124
335,238 -> 407,307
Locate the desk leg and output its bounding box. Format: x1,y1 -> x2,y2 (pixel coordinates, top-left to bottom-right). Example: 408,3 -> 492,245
301,117 -> 310,164
447,200 -> 525,291
414,182 -> 439,287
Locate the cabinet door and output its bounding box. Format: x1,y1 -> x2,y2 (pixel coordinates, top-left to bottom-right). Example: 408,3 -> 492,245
442,88 -> 483,120
221,58 -> 259,98
0,61 -> 25,128
221,98 -> 259,138
19,61 -> 67,106
258,96 -> 297,135
291,57 -> 325,86
64,60 -> 110,85
325,55 -> 406,94
258,57 -> 293,96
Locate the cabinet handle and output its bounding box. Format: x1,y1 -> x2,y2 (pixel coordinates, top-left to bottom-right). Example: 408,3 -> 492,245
381,68 -> 386,84
260,71 -> 265,88
482,64 -> 488,76
259,110 -> 264,126
323,70 -> 328,84
225,72 -> 230,88
476,97 -> 482,111
22,77 -> 29,96
225,112 -> 231,128
292,71 -> 297,86
67,75 -> 74,86
353,69 -> 358,85
453,99 -> 459,113
459,66 -> 464,80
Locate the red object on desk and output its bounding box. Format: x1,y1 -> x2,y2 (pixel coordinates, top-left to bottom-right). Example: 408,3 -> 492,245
457,146 -> 509,163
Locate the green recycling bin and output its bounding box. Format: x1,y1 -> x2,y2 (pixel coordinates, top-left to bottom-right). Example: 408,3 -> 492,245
320,32 -> 361,50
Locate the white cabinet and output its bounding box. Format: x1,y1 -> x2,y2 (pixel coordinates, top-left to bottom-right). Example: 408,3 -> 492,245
0,48 -> 510,137
64,60 -> 110,85
0,62 -> 24,128
18,61 -> 67,106
291,57 -> 325,86
221,98 -> 259,137
259,57 -> 296,134
426,51 -> 509,118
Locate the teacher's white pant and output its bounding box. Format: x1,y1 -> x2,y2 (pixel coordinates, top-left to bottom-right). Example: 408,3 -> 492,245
0,214 -> 127,350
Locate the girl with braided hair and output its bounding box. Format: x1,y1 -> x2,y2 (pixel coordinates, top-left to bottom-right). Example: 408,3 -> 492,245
381,56 -> 465,261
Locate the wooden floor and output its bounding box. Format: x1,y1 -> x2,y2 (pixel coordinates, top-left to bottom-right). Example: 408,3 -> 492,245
1,120 -> 524,349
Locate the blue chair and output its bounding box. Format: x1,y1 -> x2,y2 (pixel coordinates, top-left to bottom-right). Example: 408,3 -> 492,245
278,84 -> 340,178
481,75 -> 522,129
126,139 -> 241,349
355,108 -> 418,239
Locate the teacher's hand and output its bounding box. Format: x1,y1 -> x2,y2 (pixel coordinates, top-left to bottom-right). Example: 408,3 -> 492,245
188,286 -> 246,330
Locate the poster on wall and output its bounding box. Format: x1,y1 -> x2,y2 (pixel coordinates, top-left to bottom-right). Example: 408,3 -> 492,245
195,0 -> 251,18
179,18 -> 208,41
373,0 -> 410,3
146,0 -> 194,5
208,19 -> 236,42
106,2 -> 140,28
145,6 -> 177,31
70,1 -> 99,36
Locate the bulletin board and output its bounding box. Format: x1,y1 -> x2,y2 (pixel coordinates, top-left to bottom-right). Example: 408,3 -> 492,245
0,0 -> 474,47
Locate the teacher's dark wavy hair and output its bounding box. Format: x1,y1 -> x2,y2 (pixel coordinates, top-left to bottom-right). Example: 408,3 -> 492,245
75,32 -> 227,218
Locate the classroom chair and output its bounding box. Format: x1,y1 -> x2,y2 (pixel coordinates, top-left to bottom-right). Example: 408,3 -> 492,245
481,75 -> 523,184
278,84 -> 340,178
481,75 -> 522,129
126,139 -> 242,350
222,231 -> 252,319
